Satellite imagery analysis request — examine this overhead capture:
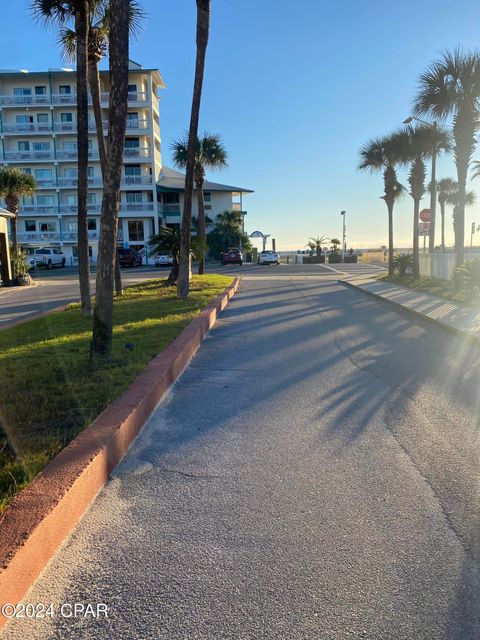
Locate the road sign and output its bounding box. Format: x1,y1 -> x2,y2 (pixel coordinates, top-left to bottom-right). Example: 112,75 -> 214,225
250,230 -> 264,238
419,222 -> 430,236
419,209 -> 430,223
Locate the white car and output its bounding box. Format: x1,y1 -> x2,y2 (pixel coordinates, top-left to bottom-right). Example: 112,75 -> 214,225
30,247 -> 66,269
154,254 -> 174,267
258,250 -> 280,265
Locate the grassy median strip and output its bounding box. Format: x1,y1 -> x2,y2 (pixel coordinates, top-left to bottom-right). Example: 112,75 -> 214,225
0,274 -> 232,511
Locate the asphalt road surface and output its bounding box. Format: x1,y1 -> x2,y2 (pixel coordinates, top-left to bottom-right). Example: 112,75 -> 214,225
3,268 -> 479,640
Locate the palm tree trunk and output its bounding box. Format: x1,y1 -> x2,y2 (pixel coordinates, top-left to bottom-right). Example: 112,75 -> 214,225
440,201 -> 446,253
75,1 -> 92,317
387,202 -> 394,277
91,0 -> 129,364
455,176 -> 466,267
89,57 -> 122,297
413,198 -> 420,279
196,175 -> 206,275
177,0 -> 210,299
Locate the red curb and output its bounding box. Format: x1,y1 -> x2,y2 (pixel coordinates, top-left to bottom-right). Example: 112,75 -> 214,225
0,277 -> 240,626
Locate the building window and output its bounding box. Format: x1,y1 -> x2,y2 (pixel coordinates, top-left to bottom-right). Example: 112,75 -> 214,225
18,141 -> 30,151
88,166 -> 94,177
16,115 -> 33,124
33,141 -> 50,151
40,221 -> 56,232
124,137 -> 140,148
38,195 -> 54,206
126,191 -> 142,204
163,193 -> 180,204
35,169 -> 52,180
23,196 -> 35,206
87,218 -> 97,231
128,221 -> 144,241
125,165 -> 141,176
59,85 -> 71,94
67,221 -> 77,233
66,195 -> 77,206
35,86 -> 47,95
37,113 -> 49,123
60,112 -> 73,122
63,141 -> 77,151
87,193 -> 96,205
127,84 -> 137,93
25,220 -> 36,232
14,88 -> 31,96
204,192 -> 211,202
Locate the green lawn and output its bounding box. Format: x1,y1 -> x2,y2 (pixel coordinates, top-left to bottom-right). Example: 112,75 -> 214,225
0,274 -> 233,511
380,274 -> 479,306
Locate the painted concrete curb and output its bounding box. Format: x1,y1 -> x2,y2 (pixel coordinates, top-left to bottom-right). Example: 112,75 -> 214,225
0,276 -> 240,626
339,279 -> 480,346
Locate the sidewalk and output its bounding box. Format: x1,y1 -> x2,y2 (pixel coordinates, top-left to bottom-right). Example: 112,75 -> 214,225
341,277 -> 480,340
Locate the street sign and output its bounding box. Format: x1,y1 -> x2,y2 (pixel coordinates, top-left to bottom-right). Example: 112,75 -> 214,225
250,230 -> 264,238
419,209 -> 430,223
419,222 -> 430,236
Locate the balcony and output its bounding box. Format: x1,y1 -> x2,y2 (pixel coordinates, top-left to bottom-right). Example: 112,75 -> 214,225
57,176 -> 103,188
124,147 -> 151,159
52,94 -> 76,105
21,205 -> 57,214
3,123 -> 53,134
56,150 -> 99,160
62,230 -> 99,242
120,203 -> 154,212
17,231 -> 60,243
59,204 -> 101,214
35,180 -> 56,189
4,150 -> 54,162
161,204 -> 181,214
0,95 -> 50,106
122,175 -> 153,186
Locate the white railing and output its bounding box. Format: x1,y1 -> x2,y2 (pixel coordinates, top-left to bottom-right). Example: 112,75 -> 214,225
59,204 -> 101,214
18,231 -> 60,242
122,175 -> 152,185
56,150 -> 99,160
21,205 -> 57,214
58,177 -> 102,187
62,230 -> 99,242
4,150 -> 53,161
35,180 -> 56,189
162,204 -> 181,213
121,203 -> 154,211
52,94 -> 76,105
124,147 -> 151,158
0,95 -> 50,106
419,253 -> 480,280
3,123 -> 52,134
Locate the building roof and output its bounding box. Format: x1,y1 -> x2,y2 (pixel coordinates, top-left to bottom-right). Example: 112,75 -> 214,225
156,166 -> 253,194
0,207 -> 14,218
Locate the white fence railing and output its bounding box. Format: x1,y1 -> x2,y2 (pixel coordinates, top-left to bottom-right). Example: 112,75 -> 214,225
419,253 -> 480,280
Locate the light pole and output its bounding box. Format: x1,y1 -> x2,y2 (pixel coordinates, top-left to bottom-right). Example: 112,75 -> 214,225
340,210 -> 346,261
403,116 -> 438,254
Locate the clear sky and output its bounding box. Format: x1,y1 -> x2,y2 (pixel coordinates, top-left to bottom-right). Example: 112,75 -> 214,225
1,0 -> 480,250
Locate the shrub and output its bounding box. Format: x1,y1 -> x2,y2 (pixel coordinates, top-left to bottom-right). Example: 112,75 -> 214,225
456,259 -> 480,299
393,253 -> 413,277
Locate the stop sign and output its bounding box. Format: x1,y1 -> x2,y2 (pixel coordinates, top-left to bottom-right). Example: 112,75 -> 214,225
420,209 -> 430,222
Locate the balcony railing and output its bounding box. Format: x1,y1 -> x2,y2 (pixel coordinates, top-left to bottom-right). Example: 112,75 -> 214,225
56,150 -> 99,160
35,180 -> 56,189
161,204 -> 181,213
59,204 -> 101,214
122,175 -> 153,185
4,150 -> 53,161
121,203 -> 154,211
21,205 -> 57,214
3,123 -> 53,134
62,230 -> 99,242
124,147 -> 151,158
51,94 -> 76,105
0,95 -> 50,106
57,176 -> 103,187
17,231 -> 60,242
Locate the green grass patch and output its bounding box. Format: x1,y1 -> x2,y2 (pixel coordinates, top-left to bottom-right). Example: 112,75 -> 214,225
380,274 -> 478,306
0,274 -> 232,511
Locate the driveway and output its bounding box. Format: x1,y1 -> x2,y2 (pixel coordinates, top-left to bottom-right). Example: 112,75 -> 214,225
4,268 -> 477,640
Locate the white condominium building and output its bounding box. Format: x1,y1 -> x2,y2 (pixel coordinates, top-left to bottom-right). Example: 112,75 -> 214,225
0,60 -> 164,263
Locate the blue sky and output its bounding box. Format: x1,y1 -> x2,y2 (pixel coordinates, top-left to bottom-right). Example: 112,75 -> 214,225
1,0 -> 480,249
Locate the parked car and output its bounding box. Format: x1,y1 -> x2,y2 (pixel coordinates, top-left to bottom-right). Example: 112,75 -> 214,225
221,248 -> 243,265
117,248 -> 142,268
258,250 -> 280,265
154,254 -> 174,267
30,247 -> 66,270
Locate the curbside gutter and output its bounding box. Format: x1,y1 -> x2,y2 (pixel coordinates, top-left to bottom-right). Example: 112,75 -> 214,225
0,276 -> 240,626
339,279 -> 480,346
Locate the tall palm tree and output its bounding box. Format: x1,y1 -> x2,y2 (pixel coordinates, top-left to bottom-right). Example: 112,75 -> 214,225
358,133 -> 405,276
177,0 -> 210,299
446,187 -> 476,248
91,0 -> 130,363
0,168 -> 36,258
59,0 -> 145,297
32,0 -> 92,316
171,132 -> 228,275
396,124 -> 451,278
413,48 -> 480,275
434,178 -> 457,252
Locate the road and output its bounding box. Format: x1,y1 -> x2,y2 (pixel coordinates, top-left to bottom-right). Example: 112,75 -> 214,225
0,262 -> 385,329
3,266 -> 479,639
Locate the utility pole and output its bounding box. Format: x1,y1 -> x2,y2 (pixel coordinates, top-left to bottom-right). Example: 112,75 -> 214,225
341,210 -> 346,261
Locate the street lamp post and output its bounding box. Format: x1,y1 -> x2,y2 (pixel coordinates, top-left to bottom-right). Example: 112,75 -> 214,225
340,210 -> 346,261
403,116 -> 438,254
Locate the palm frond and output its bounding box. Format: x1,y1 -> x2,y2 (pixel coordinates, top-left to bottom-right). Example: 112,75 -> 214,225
58,26 -> 76,63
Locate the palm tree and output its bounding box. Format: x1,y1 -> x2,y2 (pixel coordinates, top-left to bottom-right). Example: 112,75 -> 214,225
358,133 -> 405,276
32,0 -> 92,316
148,226 -> 199,286
91,0 -> 130,363
171,132 -> 228,275
0,167 -> 36,260
307,236 -> 329,257
177,0 -> 211,300
433,178 -> 476,251
446,187 -> 476,247
59,0 -> 145,297
413,48 -> 480,275
396,124 -> 451,278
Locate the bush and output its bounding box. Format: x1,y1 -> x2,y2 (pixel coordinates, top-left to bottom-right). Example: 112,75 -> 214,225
393,253 -> 413,277
456,259 -> 480,299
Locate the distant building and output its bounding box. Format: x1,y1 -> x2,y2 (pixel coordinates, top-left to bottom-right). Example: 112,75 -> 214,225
0,62 -> 253,264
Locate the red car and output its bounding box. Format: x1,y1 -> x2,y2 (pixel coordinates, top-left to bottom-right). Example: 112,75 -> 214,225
117,248 -> 142,268
221,248 -> 243,266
